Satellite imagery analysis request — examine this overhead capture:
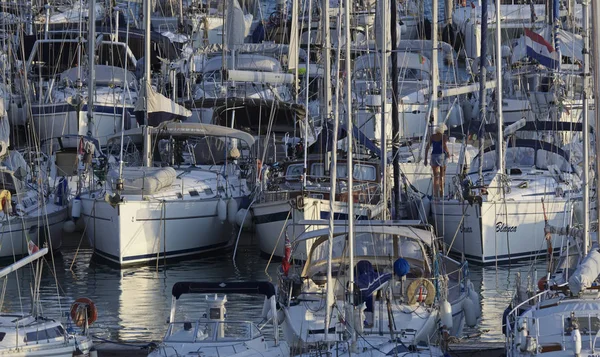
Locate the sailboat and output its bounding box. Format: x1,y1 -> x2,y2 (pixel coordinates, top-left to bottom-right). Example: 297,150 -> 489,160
0,247 -> 94,356
431,0 -> 578,265
78,0 -> 255,266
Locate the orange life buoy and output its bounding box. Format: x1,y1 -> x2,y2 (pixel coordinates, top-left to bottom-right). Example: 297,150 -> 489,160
70,297 -> 98,327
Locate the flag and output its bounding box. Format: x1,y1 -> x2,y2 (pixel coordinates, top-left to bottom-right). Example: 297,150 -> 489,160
523,28 -> 559,69
27,239 -> 39,255
418,54 -> 426,64
281,233 -> 291,276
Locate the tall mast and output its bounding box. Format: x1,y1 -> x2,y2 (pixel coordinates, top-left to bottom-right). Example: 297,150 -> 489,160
495,0 -> 503,175
390,0 -> 400,218
582,0 -> 590,253
324,2 -> 344,343
431,0 -> 439,125
142,0 -> 152,167
553,0 -> 561,72
302,0 -> 312,189
322,0 -> 332,119
345,0 -> 355,347
591,0 -> 600,248
87,0 -> 96,137
379,0 -> 388,217
477,0 -> 488,183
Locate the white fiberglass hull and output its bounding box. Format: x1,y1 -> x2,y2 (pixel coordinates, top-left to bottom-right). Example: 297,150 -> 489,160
1,337 -> 93,356
433,198 -> 567,264
281,297 -> 465,351
30,103 -> 134,147
81,196 -> 234,266
253,197 -> 384,259
0,205 -> 66,257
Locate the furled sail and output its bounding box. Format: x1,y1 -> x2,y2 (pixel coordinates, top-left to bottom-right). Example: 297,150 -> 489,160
134,82 -> 191,126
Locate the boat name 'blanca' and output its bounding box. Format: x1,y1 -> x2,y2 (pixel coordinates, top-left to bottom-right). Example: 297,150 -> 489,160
495,222 -> 517,233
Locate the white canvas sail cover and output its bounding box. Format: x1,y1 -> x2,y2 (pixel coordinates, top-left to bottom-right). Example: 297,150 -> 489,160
226,0 -> 245,50
108,167 -> 177,195
568,249 -> 600,295
0,109 -> 9,158
134,82 -> 191,126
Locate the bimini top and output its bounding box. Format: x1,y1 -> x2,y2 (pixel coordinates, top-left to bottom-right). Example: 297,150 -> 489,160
199,54 -> 282,73
108,122 -> 255,147
469,138 -> 576,175
171,282 -> 276,300
291,220 -> 433,246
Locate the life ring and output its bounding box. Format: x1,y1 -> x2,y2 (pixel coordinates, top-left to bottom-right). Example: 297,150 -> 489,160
0,190 -> 11,214
70,297 -> 98,327
407,278 -> 436,305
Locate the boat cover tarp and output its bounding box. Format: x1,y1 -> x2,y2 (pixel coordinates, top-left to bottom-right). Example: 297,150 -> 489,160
172,281 -> 276,299
569,249 -> 600,295
134,82 -> 192,126
108,166 -> 176,195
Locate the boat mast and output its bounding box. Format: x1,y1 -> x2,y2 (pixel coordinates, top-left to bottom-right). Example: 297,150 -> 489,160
87,0 -> 96,137
591,0 -> 600,248
345,0 -> 356,347
302,0 -> 313,189
322,0 -> 332,119
324,4 -> 343,344
477,0 -> 488,183
142,0 -> 152,167
495,0 -> 503,176
582,0 -> 590,253
390,0 -> 400,218
553,0 -> 561,72
431,0 -> 439,125
379,0 -> 388,217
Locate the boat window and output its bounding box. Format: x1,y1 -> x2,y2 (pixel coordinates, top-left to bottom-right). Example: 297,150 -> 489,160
0,332 -> 5,342
286,164 -> 304,178
505,147 -> 535,168
354,164 -> 376,181
217,322 -> 252,341
310,233 -> 426,274
165,322 -> 197,342
24,325 -> 65,342
536,150 -> 572,172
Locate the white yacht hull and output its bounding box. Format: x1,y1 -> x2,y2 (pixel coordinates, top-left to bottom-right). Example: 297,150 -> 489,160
433,198 -> 568,264
81,196 -> 234,266
253,197 -> 384,259
0,205 -> 66,258
30,103 -> 134,147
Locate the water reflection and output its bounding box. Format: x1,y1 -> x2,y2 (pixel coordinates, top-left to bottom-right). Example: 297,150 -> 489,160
0,233 -> 546,343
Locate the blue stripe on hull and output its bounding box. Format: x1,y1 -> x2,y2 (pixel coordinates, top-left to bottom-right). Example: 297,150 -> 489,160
31,104 -> 133,115
93,240 -> 231,266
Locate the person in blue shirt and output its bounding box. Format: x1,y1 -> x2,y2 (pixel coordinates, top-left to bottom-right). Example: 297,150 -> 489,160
424,123 -> 451,198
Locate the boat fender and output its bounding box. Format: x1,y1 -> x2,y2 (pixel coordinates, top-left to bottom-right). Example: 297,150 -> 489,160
217,199 -> 227,222
517,317 -> 528,352
440,299 -> 453,329
63,220 -> 76,233
573,325 -> 581,356
467,280 -> 481,318
70,297 -> 98,327
462,297 -> 477,327
406,278 -> 435,305
261,296 -> 270,319
71,196 -> 82,220
0,190 -> 11,214
235,208 -> 253,229
227,199 -> 238,225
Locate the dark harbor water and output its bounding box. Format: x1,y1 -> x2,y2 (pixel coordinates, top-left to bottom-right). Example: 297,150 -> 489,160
1,231 -> 543,344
